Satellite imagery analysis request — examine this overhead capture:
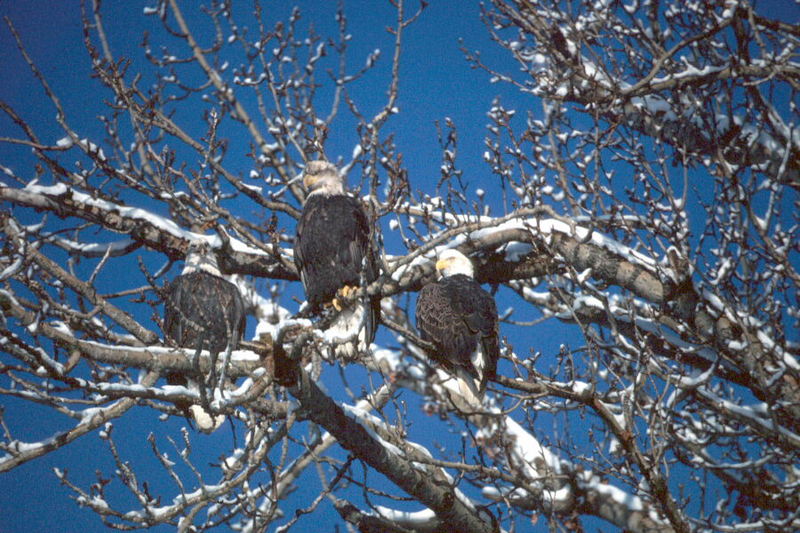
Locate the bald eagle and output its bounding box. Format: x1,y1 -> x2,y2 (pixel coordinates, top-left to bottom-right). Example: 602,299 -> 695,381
416,249 -> 499,407
163,241 -> 246,432
294,160 -> 379,360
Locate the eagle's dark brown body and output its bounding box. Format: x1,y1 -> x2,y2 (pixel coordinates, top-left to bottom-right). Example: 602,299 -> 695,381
164,270 -> 246,354
416,273 -> 499,393
295,192 -> 379,358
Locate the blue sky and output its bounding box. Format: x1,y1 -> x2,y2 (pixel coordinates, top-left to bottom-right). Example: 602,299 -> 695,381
1,0 -> 798,531
0,2 -> 546,531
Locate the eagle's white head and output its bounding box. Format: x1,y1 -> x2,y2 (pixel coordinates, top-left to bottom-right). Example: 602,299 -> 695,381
435,249 -> 475,279
183,241 -> 222,277
303,160 -> 344,196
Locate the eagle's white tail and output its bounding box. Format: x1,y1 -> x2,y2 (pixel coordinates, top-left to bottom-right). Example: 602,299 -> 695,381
434,367 -> 483,411
189,404 -> 226,433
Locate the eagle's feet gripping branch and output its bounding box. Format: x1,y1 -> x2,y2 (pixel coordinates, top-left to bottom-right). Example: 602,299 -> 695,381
332,285 -> 359,312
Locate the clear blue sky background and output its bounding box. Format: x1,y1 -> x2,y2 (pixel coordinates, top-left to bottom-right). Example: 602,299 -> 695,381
0,2 -> 544,531
1,1 -> 798,532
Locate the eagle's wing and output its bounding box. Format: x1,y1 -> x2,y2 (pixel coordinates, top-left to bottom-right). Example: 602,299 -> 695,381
164,272 -> 245,353
295,195 -> 374,307
468,286 -> 500,385
417,276 -> 499,388
417,281 -> 474,375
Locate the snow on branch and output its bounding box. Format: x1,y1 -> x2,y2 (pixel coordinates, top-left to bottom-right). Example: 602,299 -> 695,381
385,205 -> 664,303
0,184 -> 296,279
488,0 -> 800,188
367,331 -> 676,533
0,372 -> 159,473
288,365 -> 495,533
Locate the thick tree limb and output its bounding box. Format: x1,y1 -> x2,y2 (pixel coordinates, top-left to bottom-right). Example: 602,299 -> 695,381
288,368 -> 495,533
334,499 -> 439,533
0,184 -> 296,279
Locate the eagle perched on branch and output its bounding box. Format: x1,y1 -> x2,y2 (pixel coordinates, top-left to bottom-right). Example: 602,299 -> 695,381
416,249 -> 500,407
163,241 -> 246,432
294,160 -> 380,359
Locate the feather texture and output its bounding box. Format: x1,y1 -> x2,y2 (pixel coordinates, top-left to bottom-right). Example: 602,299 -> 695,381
163,269 -> 245,432
295,194 -> 375,308
164,271 -> 246,352
416,273 -> 499,395
295,191 -> 379,359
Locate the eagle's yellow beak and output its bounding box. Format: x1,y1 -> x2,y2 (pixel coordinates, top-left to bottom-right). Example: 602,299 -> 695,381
303,174 -> 318,189
435,257 -> 451,272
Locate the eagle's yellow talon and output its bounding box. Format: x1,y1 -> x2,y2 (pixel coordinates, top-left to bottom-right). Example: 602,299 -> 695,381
332,285 -> 357,311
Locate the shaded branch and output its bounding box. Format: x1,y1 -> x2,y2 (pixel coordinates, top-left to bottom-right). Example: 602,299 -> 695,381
288,367 -> 495,533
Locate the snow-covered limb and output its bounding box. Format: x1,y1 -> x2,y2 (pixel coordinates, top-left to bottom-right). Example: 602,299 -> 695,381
383,206 -> 664,305
44,234 -> 140,258
262,383 -> 395,516
5,180 -> 670,308
380,326 -> 689,532
0,184 -> 296,279
0,371 -> 159,473
482,469 -> 673,533
475,406 -> 677,532
288,365 -> 495,533
372,327 -> 676,533
498,371 -> 689,530
335,499 -> 443,533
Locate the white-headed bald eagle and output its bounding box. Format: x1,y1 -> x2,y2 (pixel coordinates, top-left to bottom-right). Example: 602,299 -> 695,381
294,160 -> 379,360
416,249 -> 499,407
163,241 -> 246,432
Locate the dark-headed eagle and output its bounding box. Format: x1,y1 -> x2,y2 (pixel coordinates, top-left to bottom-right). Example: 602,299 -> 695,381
163,241 -> 246,432
294,160 -> 379,359
416,249 -> 499,406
